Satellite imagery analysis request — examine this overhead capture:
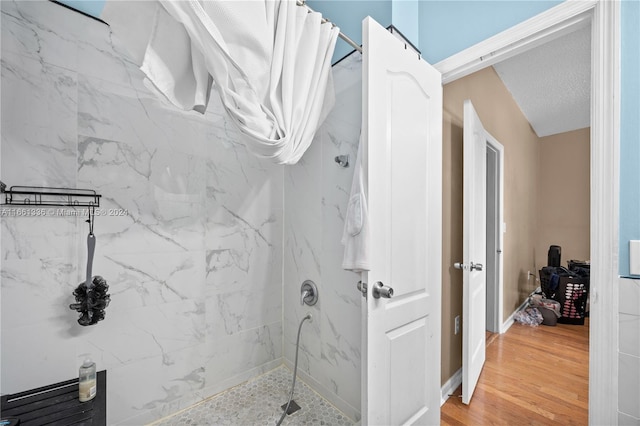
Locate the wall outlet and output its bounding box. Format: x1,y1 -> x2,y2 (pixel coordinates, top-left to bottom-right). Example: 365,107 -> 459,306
454,315 -> 460,335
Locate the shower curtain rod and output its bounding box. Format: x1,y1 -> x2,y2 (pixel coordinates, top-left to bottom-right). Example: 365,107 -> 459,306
296,1 -> 363,53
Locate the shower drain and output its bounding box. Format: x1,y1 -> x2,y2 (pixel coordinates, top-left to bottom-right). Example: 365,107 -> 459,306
280,400 -> 301,415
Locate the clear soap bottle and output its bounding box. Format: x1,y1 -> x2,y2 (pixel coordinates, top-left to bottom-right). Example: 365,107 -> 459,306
78,358 -> 97,402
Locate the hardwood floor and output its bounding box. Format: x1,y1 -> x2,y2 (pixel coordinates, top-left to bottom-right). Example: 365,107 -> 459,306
441,319 -> 589,425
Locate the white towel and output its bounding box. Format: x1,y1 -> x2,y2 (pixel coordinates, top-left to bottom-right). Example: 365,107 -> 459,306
342,136 -> 370,271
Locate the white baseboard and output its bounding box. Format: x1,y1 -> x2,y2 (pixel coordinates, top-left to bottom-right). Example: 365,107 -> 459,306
501,299 -> 529,334
440,368 -> 462,406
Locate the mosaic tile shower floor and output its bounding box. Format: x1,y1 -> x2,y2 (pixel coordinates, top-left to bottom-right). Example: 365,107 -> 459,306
153,366 -> 355,426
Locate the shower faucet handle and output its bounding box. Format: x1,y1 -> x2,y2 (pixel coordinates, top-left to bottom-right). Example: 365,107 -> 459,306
300,280 -> 318,306
300,290 -> 310,305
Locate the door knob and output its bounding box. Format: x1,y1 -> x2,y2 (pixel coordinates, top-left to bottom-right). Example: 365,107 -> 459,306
373,281 -> 394,299
454,262 -> 483,271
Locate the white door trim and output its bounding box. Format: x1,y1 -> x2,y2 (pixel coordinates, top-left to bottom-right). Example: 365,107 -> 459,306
588,2 -> 620,425
485,136 -> 504,335
435,0 -> 597,85
435,1 -> 620,424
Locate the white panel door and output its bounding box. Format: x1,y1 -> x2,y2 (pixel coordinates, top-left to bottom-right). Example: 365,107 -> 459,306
362,17 -> 442,425
461,99 -> 487,405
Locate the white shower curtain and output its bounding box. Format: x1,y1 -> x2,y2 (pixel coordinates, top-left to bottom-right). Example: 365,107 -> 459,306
102,0 -> 339,165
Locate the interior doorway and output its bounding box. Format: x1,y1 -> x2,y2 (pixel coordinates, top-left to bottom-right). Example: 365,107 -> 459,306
451,31 -> 592,410
470,20 -> 590,390
485,141 -> 503,334
480,21 -> 591,336
438,1 -> 619,412
438,1 -> 619,421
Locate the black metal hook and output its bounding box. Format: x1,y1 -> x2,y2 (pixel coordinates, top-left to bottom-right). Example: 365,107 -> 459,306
86,204 -> 95,235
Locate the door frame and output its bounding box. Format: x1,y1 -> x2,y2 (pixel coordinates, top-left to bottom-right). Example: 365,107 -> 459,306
485,137 -> 504,335
435,1 -> 620,423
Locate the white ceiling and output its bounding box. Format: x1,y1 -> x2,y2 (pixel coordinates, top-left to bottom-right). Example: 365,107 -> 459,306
493,25 -> 591,138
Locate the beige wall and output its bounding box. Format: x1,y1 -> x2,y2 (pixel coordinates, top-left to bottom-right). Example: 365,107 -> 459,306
536,128 -> 591,272
441,66 -> 540,383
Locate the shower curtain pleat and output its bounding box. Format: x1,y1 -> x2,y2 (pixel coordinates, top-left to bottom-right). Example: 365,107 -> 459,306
101,0 -> 339,165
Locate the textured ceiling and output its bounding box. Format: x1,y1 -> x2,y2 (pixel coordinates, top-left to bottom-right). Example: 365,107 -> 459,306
493,25 -> 591,137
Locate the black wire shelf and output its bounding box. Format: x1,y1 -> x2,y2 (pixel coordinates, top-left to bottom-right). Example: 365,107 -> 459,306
0,181 -> 101,207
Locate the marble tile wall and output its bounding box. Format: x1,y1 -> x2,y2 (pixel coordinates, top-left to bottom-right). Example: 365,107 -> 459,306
1,1 -> 283,424
618,277 -> 640,424
283,53 -> 363,422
